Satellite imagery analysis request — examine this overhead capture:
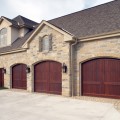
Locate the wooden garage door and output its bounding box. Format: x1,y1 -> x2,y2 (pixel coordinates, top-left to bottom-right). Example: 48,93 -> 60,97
0,68 -> 4,87
82,58 -> 120,99
12,64 -> 27,89
34,61 -> 62,95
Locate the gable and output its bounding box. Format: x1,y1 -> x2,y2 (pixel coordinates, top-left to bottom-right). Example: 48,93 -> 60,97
0,19 -> 11,29
22,21 -> 73,48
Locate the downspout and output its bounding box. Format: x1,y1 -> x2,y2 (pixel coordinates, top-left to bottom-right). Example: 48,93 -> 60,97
70,37 -> 78,97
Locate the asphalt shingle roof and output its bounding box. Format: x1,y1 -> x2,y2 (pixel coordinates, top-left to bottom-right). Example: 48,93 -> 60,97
49,0 -> 120,38
13,15 -> 38,28
0,15 -> 38,53
0,0 -> 120,53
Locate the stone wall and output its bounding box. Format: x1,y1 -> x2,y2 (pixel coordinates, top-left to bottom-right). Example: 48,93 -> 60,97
74,37 -> 120,96
1,23 -> 120,97
0,25 -> 71,96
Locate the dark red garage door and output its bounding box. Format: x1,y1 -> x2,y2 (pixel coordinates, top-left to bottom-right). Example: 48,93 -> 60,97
82,58 -> 120,99
12,64 -> 27,89
34,61 -> 62,95
0,68 -> 4,87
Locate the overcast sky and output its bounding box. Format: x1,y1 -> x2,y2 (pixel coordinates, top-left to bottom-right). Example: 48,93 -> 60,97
0,0 -> 113,23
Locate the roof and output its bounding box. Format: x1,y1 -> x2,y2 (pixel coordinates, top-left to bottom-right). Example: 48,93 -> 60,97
3,16 -> 19,27
0,15 -> 38,54
1,15 -> 38,28
13,15 -> 38,28
49,0 -> 120,38
0,0 -> 120,54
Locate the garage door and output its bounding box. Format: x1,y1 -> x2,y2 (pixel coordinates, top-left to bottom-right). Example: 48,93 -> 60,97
82,58 -> 120,99
0,68 -> 4,87
12,64 -> 27,89
34,61 -> 62,95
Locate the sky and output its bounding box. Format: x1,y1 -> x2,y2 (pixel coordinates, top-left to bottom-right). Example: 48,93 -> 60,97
0,0 -> 113,23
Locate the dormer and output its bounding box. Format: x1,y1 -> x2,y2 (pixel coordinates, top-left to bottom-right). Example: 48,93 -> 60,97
0,15 -> 38,48
13,15 -> 38,37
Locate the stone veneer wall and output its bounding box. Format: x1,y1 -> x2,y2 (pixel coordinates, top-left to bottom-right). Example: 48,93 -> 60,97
74,37 -> 120,96
0,25 -> 71,96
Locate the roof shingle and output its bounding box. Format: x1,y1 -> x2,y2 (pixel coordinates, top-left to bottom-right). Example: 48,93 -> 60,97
13,15 -> 38,28
49,0 -> 120,38
0,0 -> 120,54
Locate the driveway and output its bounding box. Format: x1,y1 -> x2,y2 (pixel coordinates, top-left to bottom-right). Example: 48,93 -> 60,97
0,90 -> 120,120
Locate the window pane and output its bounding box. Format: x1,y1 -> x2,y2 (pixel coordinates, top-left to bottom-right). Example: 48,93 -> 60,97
1,28 -> 7,35
42,36 -> 50,51
0,28 -> 7,47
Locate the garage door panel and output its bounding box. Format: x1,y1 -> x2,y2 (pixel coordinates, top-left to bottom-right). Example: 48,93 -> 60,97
83,84 -> 103,95
105,59 -> 120,82
49,62 -> 62,82
82,60 -> 97,82
34,62 -> 49,92
34,62 -> 49,80
96,59 -> 105,82
12,64 -> 27,89
49,83 -> 62,94
34,61 -> 62,95
82,59 -> 104,96
82,58 -> 120,99
105,84 -> 120,96
104,59 -> 120,98
34,83 -> 48,92
49,61 -> 62,94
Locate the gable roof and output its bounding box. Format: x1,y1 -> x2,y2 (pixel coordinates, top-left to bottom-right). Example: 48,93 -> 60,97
0,0 -> 120,54
1,15 -> 38,28
0,15 -> 38,54
3,16 -> 19,27
49,0 -> 120,38
13,15 -> 38,28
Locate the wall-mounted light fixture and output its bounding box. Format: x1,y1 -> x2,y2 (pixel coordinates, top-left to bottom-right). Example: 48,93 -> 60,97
26,66 -> 30,73
2,68 -> 6,74
62,63 -> 67,73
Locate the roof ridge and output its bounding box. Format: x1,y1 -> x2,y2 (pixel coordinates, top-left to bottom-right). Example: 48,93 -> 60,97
48,0 -> 114,22
18,15 -> 25,25
18,15 -> 38,24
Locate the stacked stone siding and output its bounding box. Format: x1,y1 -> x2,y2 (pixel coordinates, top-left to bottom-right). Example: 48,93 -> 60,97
0,23 -> 120,97
75,37 -> 120,96
0,25 -> 71,96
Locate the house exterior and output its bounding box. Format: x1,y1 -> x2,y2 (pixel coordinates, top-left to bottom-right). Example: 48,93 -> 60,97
0,0 -> 120,99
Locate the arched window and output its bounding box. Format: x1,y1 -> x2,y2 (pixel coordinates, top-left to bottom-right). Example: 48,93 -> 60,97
41,35 -> 52,51
0,28 -> 7,47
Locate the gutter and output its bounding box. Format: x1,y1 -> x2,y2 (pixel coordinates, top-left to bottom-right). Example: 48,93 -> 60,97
78,31 -> 120,42
70,37 -> 78,97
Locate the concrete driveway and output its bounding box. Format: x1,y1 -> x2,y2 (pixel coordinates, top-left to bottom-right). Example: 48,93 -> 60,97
0,90 -> 120,120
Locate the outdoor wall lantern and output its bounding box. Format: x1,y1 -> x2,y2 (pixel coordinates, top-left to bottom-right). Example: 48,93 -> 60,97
2,68 -> 6,74
62,63 -> 67,73
26,66 -> 30,73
